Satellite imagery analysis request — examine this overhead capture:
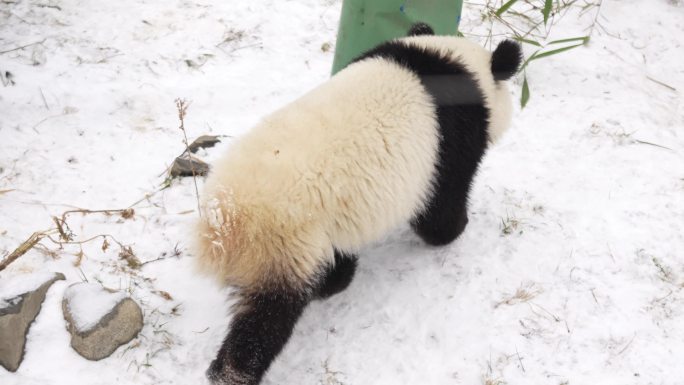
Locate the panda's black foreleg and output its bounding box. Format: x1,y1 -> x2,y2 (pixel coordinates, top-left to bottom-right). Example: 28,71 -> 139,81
411,186 -> 470,247
315,250 -> 358,299
207,288 -> 311,385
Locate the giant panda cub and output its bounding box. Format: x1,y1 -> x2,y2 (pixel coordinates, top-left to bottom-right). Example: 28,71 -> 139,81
195,23 -> 521,385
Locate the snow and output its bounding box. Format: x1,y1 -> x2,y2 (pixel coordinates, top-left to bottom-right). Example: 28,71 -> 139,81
63,283 -> 127,332
0,271 -> 58,308
1,0 -> 683,384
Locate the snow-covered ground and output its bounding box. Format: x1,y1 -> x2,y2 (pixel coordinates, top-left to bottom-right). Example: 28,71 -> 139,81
1,0 -> 683,384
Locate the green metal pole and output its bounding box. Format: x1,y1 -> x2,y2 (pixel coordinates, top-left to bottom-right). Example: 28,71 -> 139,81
331,0 -> 463,75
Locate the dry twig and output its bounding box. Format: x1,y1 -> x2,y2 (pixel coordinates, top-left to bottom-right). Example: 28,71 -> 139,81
175,98 -> 202,217
0,231 -> 53,271
0,38 -> 46,55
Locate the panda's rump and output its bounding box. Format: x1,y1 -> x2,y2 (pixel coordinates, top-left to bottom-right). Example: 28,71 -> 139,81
196,58 -> 440,288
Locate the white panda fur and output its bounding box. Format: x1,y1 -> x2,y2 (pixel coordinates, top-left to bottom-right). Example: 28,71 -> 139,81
195,24 -> 522,385
197,57 -> 439,290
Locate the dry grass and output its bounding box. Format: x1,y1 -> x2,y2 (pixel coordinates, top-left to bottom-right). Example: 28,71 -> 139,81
638,249 -> 680,285
651,256 -> 674,283
1,202 -> 143,272
589,122 -> 673,150
119,246 -> 141,269
216,28 -> 246,47
153,290 -> 174,301
500,213 -> 523,236
495,283 -> 543,308
320,359 -> 345,385
483,375 -> 506,385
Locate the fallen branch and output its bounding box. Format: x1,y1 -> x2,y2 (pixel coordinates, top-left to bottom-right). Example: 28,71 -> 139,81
36,3 -> 62,10
634,139 -> 674,152
616,333 -> 636,356
126,187 -> 166,208
0,230 -> 53,271
646,75 -> 676,92
140,243 -> 182,267
0,38 -> 47,55
60,208 -> 135,225
39,87 -> 50,110
0,158 -> 184,272
515,346 -> 525,373
32,111 -> 70,133
45,233 -> 125,249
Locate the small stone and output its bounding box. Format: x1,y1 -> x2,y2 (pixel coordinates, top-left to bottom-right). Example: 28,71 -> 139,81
0,272 -> 65,372
169,156 -> 209,178
62,283 -> 143,360
188,135 -> 221,153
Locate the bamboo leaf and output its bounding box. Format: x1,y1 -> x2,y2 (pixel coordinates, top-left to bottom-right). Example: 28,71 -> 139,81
512,36 -> 542,47
533,43 -> 585,59
542,0 -> 553,24
519,43 -> 586,73
496,0 -> 519,17
508,10 -> 536,24
521,75 -> 530,108
548,36 -> 590,45
518,50 -> 539,72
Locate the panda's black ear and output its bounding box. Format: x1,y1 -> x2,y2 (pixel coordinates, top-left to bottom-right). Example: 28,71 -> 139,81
491,40 -> 522,81
408,22 -> 434,36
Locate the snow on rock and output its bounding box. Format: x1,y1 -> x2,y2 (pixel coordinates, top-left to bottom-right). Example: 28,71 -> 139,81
62,283 -> 143,360
0,272 -> 65,372
62,283 -> 127,333
0,271 -> 62,309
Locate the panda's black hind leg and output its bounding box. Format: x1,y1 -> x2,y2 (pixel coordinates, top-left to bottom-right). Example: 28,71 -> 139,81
207,287 -> 311,385
411,193 -> 469,247
316,250 -> 358,299
206,251 -> 357,385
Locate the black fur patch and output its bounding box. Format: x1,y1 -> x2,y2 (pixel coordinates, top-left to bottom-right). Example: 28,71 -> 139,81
407,22 -> 434,36
208,290 -> 310,385
353,41 -> 490,246
207,250 -> 358,385
491,40 -> 522,81
316,250 -> 358,299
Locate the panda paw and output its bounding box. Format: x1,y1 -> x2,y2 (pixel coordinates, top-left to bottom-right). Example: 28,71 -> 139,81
206,360 -> 256,385
316,253 -> 358,299
413,210 -> 469,247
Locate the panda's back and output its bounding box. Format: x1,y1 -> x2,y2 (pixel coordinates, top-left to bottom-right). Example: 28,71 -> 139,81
198,58 -> 439,287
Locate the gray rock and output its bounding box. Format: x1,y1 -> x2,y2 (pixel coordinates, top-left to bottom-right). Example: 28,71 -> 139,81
169,155 -> 209,178
62,284 -> 143,360
188,135 -> 221,153
0,272 -> 65,372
